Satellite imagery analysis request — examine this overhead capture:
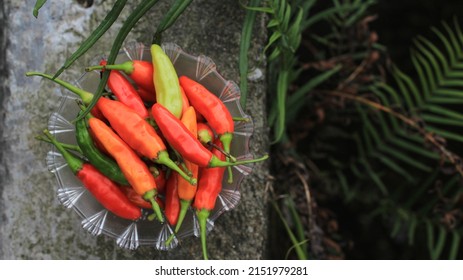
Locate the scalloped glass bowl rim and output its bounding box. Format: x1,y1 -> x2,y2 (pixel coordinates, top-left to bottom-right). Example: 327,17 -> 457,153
45,42 -> 255,250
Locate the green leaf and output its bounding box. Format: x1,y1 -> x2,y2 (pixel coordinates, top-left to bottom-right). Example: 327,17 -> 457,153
271,199 -> 308,260
271,69 -> 289,144
33,0 -> 47,18
287,7 -> 304,51
53,0 -> 128,79
152,0 -> 193,44
239,0 -> 262,108
449,230 -> 461,260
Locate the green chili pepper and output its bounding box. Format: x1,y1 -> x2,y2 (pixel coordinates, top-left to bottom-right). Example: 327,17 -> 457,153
150,44 -> 183,119
75,110 -> 130,186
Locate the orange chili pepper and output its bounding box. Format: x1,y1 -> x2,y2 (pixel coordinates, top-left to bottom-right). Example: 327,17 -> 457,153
88,117 -> 164,222
166,107 -> 200,244
96,97 -> 196,186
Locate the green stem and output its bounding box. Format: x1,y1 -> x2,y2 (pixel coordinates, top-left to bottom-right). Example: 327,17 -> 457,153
156,150 -> 196,185
143,190 -> 164,223
25,72 -> 94,104
208,154 -> 269,168
197,209 -> 210,260
35,135 -> 82,153
85,61 -> 135,74
42,129 -> 83,174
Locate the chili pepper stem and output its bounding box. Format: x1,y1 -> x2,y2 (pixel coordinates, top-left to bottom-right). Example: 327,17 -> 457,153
155,150 -> 197,185
207,142 -> 236,162
143,190 -> 164,223
208,154 -> 269,168
42,129 -> 83,174
25,72 -> 94,104
175,200 -> 191,233
197,209 -> 210,260
219,133 -> 234,183
35,135 -> 82,153
85,61 -> 134,74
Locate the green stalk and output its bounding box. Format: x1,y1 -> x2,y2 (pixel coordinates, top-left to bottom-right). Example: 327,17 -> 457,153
25,72 -> 94,104
197,209 -> 210,260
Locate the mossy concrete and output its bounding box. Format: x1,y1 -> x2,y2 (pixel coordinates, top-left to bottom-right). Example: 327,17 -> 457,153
0,0 -> 269,259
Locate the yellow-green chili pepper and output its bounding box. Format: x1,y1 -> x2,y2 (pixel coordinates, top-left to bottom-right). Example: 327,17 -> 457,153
150,44 -> 183,119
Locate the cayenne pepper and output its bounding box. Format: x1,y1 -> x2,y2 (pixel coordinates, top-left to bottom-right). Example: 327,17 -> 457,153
42,129 -> 142,220
75,110 -> 129,186
151,103 -> 268,168
165,106 -> 200,245
96,97 -> 196,186
193,139 -> 227,260
86,60 -> 156,97
105,65 -> 149,119
88,117 -> 164,222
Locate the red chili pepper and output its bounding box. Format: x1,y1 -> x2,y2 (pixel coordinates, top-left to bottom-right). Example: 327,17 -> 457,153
149,164 -> 167,195
164,170 -> 180,227
151,103 -> 268,168
96,97 -> 196,186
179,75 -> 234,155
86,60 -> 155,97
42,129 -> 142,220
119,185 -> 152,209
88,117 -> 164,222
193,139 -> 227,260
106,68 -> 149,119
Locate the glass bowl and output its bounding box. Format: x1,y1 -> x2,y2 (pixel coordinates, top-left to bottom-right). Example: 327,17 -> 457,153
46,42 -> 255,250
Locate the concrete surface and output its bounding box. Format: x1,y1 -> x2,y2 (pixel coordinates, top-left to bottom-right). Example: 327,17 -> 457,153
0,0 -> 269,259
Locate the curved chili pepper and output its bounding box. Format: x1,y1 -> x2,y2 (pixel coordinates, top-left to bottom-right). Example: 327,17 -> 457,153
42,129 -> 142,220
88,117 -> 164,222
151,44 -> 183,119
164,170 -> 180,227
151,103 -> 268,168
75,110 -> 129,186
86,60 -> 155,96
106,67 -> 149,119
193,139 -> 227,260
165,107 -> 200,245
96,97 -> 196,186
178,75 -> 234,155
25,72 -> 106,120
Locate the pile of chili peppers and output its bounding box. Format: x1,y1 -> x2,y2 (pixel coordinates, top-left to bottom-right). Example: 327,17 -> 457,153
28,44 -> 268,260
